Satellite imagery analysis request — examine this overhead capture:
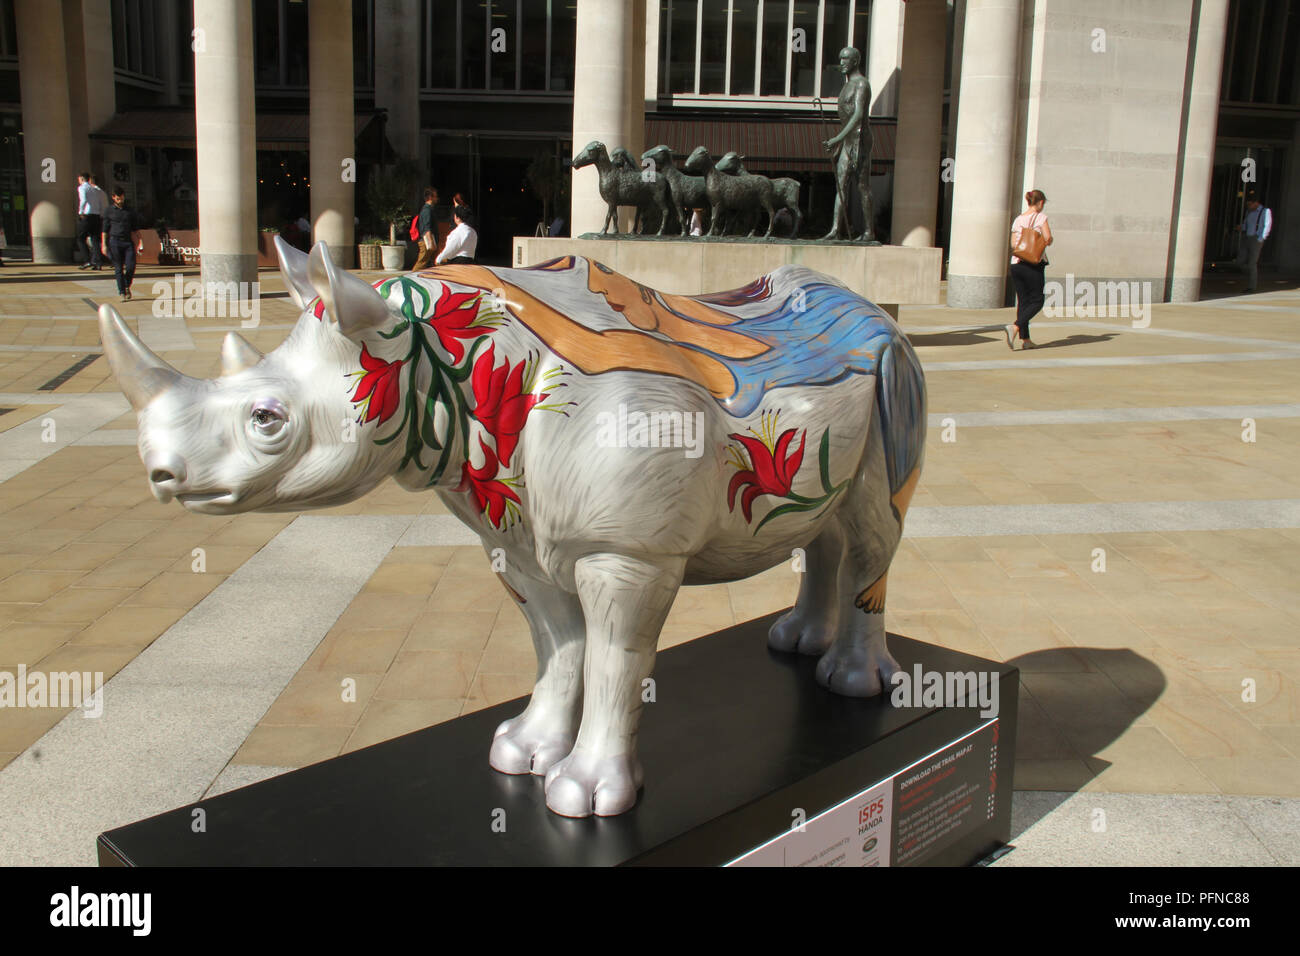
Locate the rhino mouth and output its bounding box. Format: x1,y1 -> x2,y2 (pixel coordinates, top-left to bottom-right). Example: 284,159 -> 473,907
176,491 -> 238,511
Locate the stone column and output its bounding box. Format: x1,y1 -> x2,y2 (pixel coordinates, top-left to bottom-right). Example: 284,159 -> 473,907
193,0 -> 259,288
61,0 -> 90,176
310,0 -> 355,267
622,0 -> 646,231
947,0 -> 1023,309
892,0 -> 945,247
571,0 -> 638,235
868,0 -> 904,117
1168,0 -> 1230,302
373,0 -> 421,161
644,0 -> 660,112
15,0 -> 76,263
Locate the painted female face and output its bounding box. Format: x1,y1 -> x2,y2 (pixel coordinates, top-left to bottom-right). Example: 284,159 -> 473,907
586,260 -> 659,332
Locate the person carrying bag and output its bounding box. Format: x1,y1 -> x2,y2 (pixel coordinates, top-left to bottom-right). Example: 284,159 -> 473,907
1007,189 -> 1052,350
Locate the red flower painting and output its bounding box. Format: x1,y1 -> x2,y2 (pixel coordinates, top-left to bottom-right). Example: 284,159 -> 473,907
427,284 -> 486,363
351,344 -> 403,425
727,427 -> 806,522
470,343 -> 548,467
455,437 -> 521,528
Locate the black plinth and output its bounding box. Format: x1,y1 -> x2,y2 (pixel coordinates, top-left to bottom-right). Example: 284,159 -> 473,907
98,612 -> 1017,867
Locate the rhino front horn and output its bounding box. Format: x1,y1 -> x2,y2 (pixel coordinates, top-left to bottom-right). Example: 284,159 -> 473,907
221,332 -> 263,376
98,304 -> 184,411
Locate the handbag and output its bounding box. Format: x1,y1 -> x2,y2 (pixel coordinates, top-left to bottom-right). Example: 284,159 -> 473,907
1012,212 -> 1046,264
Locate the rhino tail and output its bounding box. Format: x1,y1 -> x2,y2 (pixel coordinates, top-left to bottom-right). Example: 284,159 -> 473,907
875,332 -> 926,526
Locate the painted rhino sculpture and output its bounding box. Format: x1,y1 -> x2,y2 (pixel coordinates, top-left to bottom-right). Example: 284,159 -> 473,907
97,239 -> 926,818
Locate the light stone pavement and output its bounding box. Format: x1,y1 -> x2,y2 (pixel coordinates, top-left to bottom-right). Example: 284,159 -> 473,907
0,262 -> 1297,866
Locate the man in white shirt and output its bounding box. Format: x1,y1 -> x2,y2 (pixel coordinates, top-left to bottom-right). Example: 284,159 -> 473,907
76,172 -> 107,269
435,205 -> 478,265
1236,192 -> 1272,293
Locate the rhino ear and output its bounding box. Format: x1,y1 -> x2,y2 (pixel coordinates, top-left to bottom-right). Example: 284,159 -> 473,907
274,235 -> 315,311
307,241 -> 391,339
221,332 -> 263,376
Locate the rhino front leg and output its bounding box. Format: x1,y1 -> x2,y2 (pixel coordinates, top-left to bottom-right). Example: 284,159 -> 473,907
543,551 -> 685,817
489,569 -> 586,776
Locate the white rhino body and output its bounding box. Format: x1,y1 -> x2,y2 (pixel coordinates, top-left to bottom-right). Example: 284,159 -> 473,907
99,240 -> 926,818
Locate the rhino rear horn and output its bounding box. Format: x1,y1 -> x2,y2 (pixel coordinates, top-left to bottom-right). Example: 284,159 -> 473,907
307,241 -> 391,339
98,304 -> 185,411
221,332 -> 263,376
274,235 -> 315,311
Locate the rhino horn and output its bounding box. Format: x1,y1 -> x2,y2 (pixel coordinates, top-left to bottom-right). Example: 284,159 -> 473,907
221,332 -> 263,376
98,304 -> 185,411
274,234 -> 316,311
307,241 -> 391,339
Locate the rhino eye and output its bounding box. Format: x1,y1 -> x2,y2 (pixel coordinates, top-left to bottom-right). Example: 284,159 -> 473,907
249,399 -> 288,437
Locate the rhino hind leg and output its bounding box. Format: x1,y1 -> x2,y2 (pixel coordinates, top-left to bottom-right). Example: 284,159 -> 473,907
543,552 -> 685,817
814,409 -> 906,697
489,568 -> 587,776
768,520 -> 844,656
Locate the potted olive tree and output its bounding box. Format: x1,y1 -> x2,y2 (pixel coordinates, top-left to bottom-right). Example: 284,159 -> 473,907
365,159 -> 420,272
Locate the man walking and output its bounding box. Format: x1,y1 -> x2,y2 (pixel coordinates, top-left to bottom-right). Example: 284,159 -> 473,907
1236,191 -> 1272,293
412,187 -> 440,270
76,172 -> 106,270
100,188 -> 143,301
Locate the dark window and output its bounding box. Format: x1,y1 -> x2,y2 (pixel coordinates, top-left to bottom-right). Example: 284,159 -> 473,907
520,0 -> 548,90
354,0 -> 374,88
425,0 -> 458,89
789,2 -> 819,96
0,0 -> 16,58
284,0 -> 308,85
665,0 -> 698,94
488,0 -> 516,90
729,1 -> 758,96
549,1 -> 574,91
1222,0 -> 1299,106
254,0 -> 281,85
698,3 -> 727,94
760,0 -> 789,96
462,0 -> 486,88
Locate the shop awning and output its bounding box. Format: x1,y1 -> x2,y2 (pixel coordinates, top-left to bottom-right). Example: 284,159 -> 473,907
644,116 -> 896,173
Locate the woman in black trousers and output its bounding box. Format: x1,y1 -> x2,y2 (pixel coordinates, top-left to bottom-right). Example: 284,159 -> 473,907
1007,189 -> 1052,349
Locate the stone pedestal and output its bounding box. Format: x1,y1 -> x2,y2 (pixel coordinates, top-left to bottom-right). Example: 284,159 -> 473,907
98,613 -> 1017,868
512,236 -> 943,315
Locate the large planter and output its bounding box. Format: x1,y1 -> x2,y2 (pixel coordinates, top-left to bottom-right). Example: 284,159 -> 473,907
357,244 -> 382,270
380,244 -> 405,272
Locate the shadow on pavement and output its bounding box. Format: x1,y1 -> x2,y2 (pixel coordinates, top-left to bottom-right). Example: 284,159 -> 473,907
1029,333 -> 1119,349
907,325 -> 1006,348
1005,646 -> 1165,841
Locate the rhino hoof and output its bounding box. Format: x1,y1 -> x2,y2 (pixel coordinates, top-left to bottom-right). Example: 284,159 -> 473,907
768,608 -> 835,656
544,749 -> 643,817
489,717 -> 574,776
815,642 -> 899,698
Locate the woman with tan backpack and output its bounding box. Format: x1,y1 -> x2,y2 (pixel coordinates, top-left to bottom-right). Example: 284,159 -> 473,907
1007,189 -> 1052,350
